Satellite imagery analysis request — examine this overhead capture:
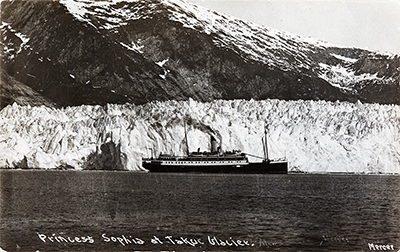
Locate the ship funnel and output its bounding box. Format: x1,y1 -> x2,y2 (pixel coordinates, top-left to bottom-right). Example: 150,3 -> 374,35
211,135 -> 218,153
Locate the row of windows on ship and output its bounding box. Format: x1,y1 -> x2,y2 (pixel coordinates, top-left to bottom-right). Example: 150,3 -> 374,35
163,160 -> 246,164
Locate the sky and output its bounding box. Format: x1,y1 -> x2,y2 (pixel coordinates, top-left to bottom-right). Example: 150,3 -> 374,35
188,0 -> 400,54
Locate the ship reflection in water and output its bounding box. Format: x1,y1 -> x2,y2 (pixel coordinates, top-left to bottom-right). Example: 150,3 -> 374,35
143,124 -> 288,174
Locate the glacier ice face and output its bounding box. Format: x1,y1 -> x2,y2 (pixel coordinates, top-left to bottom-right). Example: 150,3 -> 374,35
0,99 -> 399,173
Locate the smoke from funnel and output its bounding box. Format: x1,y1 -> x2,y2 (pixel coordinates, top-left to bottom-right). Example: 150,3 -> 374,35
184,116 -> 222,151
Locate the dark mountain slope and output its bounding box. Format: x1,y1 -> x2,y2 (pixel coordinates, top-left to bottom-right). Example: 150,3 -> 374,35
1,68 -> 57,108
1,0 -> 399,109
1,0 -> 197,107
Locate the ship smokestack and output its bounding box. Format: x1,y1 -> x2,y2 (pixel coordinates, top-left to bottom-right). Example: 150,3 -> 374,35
211,136 -> 217,153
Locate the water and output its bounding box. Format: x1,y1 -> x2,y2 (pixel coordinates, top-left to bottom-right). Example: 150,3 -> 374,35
0,170 -> 399,252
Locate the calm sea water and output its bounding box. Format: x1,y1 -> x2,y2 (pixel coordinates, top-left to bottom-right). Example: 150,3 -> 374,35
0,170 -> 399,252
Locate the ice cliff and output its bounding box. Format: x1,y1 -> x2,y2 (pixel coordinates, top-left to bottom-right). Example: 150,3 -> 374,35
0,99 -> 399,173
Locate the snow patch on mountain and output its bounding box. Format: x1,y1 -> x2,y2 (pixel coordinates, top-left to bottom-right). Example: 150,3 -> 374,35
119,40 -> 144,53
331,53 -> 358,63
156,58 -> 169,67
60,0 -> 159,29
156,59 -> 170,79
1,99 -> 399,173
318,63 -> 393,91
14,32 -> 30,54
1,21 -> 31,59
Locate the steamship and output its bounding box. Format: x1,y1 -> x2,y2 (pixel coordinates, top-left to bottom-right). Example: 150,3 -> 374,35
142,126 -> 288,174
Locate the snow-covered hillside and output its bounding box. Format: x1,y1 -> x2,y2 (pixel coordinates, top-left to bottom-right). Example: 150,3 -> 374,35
59,0 -> 330,70
58,0 -> 399,86
2,0 -> 400,107
1,99 -> 399,173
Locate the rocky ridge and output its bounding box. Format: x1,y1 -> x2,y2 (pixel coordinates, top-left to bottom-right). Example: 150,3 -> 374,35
1,0 -> 399,108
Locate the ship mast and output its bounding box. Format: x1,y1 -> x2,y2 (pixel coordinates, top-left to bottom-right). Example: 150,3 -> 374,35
262,137 -> 267,161
184,119 -> 190,155
263,123 -> 270,162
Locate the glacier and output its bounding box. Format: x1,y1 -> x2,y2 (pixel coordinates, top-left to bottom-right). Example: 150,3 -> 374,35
0,99 -> 399,173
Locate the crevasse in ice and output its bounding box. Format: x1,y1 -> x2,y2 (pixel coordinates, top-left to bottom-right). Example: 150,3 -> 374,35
0,99 -> 399,173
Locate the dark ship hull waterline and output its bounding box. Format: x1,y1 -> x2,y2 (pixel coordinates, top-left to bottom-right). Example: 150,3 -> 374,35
142,156 -> 288,174
142,126 -> 288,174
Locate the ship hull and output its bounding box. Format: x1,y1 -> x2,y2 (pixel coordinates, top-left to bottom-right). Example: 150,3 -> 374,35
142,161 -> 288,174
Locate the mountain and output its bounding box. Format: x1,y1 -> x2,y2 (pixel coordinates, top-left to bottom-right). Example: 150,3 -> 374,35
0,68 -> 57,108
1,0 -> 400,108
